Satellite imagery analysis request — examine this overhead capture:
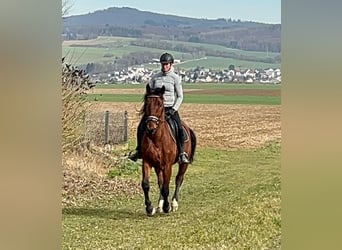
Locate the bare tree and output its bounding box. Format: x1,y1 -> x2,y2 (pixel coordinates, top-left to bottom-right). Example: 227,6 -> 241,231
62,0 -> 73,17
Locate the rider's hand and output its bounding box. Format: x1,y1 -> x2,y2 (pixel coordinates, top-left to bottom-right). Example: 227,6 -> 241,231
167,108 -> 176,116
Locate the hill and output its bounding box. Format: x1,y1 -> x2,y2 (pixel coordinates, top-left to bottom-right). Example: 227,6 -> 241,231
63,7 -> 280,53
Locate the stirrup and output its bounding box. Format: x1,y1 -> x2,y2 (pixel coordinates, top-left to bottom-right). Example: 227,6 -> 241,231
128,150 -> 139,162
179,152 -> 190,164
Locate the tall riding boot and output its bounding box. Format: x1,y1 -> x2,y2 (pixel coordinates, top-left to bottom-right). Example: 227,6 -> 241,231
128,119 -> 145,161
178,128 -> 190,164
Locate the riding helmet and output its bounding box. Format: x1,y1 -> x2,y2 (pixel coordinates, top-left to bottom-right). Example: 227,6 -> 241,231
160,53 -> 174,64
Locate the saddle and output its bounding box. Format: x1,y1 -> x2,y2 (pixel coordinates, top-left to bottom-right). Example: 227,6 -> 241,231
165,115 -> 188,143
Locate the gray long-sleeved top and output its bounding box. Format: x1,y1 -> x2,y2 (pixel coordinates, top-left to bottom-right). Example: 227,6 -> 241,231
148,68 -> 183,111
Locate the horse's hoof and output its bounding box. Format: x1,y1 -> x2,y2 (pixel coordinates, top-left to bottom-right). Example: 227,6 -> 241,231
156,200 -> 164,213
163,204 -> 171,213
146,207 -> 156,216
171,199 -> 178,212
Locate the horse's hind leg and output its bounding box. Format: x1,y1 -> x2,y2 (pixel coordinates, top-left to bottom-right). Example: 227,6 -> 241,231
142,162 -> 155,216
172,163 -> 189,212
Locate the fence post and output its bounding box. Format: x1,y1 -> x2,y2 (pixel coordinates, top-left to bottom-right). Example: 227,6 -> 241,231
104,110 -> 109,144
124,111 -> 128,142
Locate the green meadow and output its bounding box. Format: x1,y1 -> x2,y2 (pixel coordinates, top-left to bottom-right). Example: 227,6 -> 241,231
63,143 -> 281,249
62,36 -> 280,70
88,83 -> 281,105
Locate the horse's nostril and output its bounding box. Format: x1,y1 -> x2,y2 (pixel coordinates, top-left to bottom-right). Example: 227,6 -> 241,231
146,127 -> 156,135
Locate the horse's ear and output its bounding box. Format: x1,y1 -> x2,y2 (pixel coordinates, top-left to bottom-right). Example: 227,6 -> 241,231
146,84 -> 151,94
161,85 -> 165,94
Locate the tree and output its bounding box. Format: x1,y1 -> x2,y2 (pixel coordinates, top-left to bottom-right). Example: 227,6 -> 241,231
229,64 -> 235,71
62,0 -> 73,17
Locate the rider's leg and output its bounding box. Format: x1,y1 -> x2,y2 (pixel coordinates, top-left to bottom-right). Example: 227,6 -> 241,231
172,111 -> 190,164
128,117 -> 145,161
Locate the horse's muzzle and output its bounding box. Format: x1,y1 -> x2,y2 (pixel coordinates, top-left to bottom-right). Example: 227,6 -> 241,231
146,115 -> 160,134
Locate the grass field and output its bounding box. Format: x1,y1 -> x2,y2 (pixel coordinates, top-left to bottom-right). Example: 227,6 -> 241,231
88,83 -> 281,105
88,93 -> 280,105
95,83 -> 281,90
62,36 -> 280,70
62,143 -> 280,249
177,56 -> 279,71
62,83 -> 281,249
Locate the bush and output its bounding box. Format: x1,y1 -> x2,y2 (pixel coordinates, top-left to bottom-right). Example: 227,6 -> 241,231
62,59 -> 94,153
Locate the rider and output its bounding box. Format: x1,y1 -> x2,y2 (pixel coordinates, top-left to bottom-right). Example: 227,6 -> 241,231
128,52 -> 190,164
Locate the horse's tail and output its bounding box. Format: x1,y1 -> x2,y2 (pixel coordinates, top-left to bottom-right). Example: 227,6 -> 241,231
189,128 -> 197,163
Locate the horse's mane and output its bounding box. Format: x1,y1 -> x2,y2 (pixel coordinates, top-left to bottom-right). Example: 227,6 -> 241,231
139,86 -> 165,117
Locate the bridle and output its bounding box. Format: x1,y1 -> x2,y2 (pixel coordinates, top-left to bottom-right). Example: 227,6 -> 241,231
145,95 -> 165,134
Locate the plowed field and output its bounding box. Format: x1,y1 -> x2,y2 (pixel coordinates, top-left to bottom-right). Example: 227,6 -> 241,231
90,88 -> 280,149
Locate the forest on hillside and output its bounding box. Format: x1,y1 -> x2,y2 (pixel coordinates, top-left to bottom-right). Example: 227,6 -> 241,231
63,7 -> 281,53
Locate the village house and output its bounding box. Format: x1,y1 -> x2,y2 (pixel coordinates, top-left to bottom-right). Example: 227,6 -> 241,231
93,66 -> 281,85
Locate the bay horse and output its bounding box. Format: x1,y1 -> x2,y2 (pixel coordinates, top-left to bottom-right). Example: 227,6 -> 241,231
140,84 -> 196,216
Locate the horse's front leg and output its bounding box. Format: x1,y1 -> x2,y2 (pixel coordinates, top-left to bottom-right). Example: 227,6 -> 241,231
141,161 -> 155,216
161,165 -> 172,213
172,163 -> 189,212
155,168 -> 164,213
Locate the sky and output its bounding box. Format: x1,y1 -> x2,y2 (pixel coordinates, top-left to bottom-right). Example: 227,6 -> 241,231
66,0 -> 281,24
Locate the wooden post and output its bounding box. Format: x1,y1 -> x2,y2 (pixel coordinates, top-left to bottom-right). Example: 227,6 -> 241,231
104,111 -> 109,144
124,111 -> 128,142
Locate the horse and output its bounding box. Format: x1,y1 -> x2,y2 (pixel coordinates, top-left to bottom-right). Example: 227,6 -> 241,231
139,84 -> 196,216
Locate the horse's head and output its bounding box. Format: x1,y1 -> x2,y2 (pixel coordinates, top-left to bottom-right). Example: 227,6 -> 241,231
144,85 -> 165,134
